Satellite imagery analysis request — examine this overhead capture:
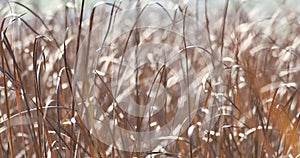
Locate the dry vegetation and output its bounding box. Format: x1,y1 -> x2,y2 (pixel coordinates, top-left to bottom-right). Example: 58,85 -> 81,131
0,0 -> 300,157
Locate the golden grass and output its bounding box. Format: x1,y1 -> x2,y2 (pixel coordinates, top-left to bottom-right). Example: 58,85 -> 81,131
0,0 -> 299,157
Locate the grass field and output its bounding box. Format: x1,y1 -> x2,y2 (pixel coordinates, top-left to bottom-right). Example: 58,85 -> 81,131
0,0 -> 300,157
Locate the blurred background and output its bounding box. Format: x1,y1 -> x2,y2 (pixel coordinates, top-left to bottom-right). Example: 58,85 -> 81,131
1,0 -> 299,18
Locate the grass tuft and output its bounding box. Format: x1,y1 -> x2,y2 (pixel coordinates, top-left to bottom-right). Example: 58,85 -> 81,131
0,0 -> 300,157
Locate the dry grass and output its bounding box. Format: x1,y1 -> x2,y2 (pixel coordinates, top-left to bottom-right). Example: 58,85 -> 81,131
0,0 -> 300,157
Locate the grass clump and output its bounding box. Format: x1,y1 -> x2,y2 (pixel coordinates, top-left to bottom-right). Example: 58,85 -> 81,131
0,0 -> 299,157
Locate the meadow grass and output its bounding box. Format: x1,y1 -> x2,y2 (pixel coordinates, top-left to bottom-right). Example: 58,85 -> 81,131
0,0 -> 300,157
